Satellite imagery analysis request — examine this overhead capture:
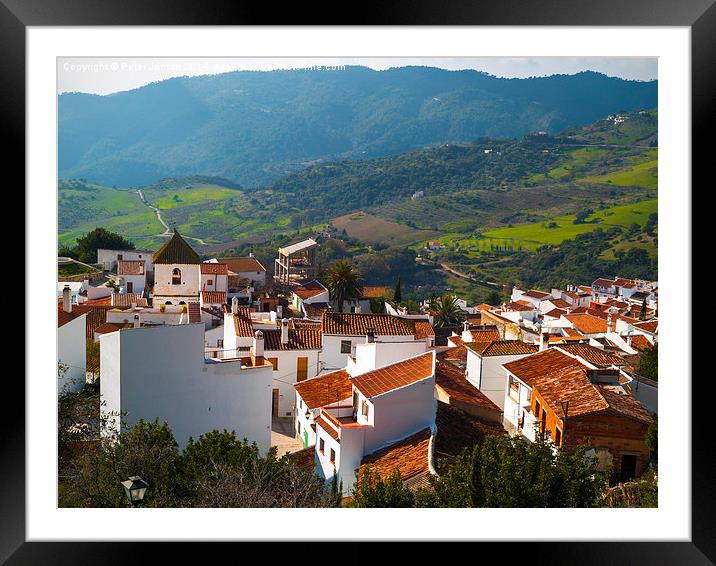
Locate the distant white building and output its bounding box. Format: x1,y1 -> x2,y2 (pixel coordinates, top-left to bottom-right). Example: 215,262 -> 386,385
97,248 -> 154,273
100,322 -> 273,452
152,229 -> 202,306
117,260 -> 147,295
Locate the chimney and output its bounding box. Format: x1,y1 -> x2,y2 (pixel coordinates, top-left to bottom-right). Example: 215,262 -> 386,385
281,318 -> 289,345
606,314 -> 613,334
355,305 -> 362,314
249,246 -> 254,258
463,321 -> 470,333
62,285 -> 72,313
626,332 -> 633,347
539,332 -> 547,351
231,296 -> 239,315
253,330 -> 265,365
130,302 -> 137,310
276,304 -> 283,318
366,328 -> 375,344
133,314 -> 140,329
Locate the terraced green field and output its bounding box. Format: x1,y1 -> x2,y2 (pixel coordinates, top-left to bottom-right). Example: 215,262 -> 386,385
580,159 -> 658,189
478,198 -> 657,251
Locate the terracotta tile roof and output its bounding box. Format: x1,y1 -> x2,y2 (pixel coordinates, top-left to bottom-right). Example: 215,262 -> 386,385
359,427 -> 432,482
201,291 -> 227,305
112,293 -> 148,307
570,306 -> 589,314
152,230 -> 201,265
351,352 -> 435,399
544,308 -> 568,318
597,385 -> 653,424
263,328 -> 322,351
447,335 -> 464,346
291,318 -> 323,330
632,320 -> 658,334
474,303 -> 494,311
577,285 -> 593,294
465,340 -> 538,357
547,298 -> 570,308
315,414 -> 340,441
294,280 -> 328,300
294,369 -> 353,409
58,307 -> 85,328
553,343 -> 627,367
322,312 -> 417,337
93,322 -> 125,335
232,306 -> 254,337
201,262 -> 228,275
414,321 -> 435,339
629,334 -> 652,352
564,313 -> 608,334
303,302 -> 330,319
360,286 -> 388,299
592,278 -> 616,288
503,348 -> 585,387
614,277 -> 636,288
117,260 -> 145,276
221,257 -> 266,273
505,301 -> 536,312
435,361 -> 500,412
467,328 -> 502,342
433,402 -> 507,465
439,345 -> 467,362
522,289 -> 551,299
562,327 -> 584,337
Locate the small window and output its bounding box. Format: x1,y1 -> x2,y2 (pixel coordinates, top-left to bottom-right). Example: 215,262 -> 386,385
319,438 -> 325,454
268,357 -> 279,371
217,339 -> 224,348
207,279 -> 213,286
330,448 -> 335,464
340,340 -> 352,354
555,427 -> 562,447
172,268 -> 182,285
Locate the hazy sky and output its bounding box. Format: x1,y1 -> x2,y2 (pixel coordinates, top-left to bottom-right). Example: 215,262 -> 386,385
58,57 -> 657,95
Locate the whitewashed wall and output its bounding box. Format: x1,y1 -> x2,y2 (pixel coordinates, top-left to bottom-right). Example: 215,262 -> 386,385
57,314 -> 87,396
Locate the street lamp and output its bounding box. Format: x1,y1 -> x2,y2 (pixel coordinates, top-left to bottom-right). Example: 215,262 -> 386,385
121,476 -> 149,507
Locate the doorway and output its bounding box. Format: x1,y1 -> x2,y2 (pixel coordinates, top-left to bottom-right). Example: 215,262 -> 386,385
272,389 -> 279,417
620,454 -> 638,482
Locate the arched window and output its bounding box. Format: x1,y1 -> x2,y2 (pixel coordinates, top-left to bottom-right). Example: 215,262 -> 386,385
165,301 -> 173,305
172,268 -> 181,285
178,301 -> 186,305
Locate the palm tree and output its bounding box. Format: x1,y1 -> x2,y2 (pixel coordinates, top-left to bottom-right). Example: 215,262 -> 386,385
326,259 -> 364,313
429,294 -> 467,328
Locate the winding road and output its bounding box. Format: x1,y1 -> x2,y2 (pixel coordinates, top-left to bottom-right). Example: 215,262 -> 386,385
136,189 -> 208,246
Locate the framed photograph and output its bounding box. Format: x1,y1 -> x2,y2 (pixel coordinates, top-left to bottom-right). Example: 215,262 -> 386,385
8,0 -> 707,562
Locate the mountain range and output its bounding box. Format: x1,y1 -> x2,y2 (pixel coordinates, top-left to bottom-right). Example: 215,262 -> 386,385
58,66 -> 657,187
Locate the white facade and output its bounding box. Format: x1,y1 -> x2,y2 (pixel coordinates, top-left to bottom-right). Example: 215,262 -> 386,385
321,334 -> 417,372
100,323 -> 273,452
201,273 -> 228,293
58,312 -> 87,396
347,340 -> 427,376
465,350 -> 535,410
119,273 -> 146,295
153,263 -> 201,305
97,249 -> 154,273
265,347 -> 321,417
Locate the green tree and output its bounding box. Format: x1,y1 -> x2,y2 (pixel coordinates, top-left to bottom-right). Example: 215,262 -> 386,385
429,294 -> 467,328
573,208 -> 594,225
639,299 -> 648,320
638,343 -> 658,381
326,259 -> 364,313
645,418 -> 657,459
484,290 -> 502,307
64,228 -> 136,264
393,275 -> 402,303
350,468 -> 415,508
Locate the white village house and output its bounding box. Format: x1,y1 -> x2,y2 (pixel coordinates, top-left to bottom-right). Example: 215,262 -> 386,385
57,285 -> 87,396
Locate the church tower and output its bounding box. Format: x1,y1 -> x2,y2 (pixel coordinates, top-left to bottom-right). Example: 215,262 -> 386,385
151,228 -> 201,305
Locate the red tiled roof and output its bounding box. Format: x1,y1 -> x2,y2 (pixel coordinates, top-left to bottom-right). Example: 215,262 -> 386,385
294,280 -> 328,300
322,312 -> 417,337
632,320 -> 658,334
93,322 -> 125,335
439,345 -> 467,362
112,293 -> 148,307
503,348 -> 585,387
434,402 -> 507,462
303,302 -> 330,319
117,260 -> 145,276
232,306 -> 254,337
218,257 -> 266,273
294,369 -> 352,409
188,302 -> 201,324
315,414 -> 340,441
201,291 -> 227,305
263,329 -> 322,351
544,308 -> 568,318
629,334 -> 652,352
201,262 -> 228,275
351,352 -> 435,399
504,301 -> 536,312
58,307 -> 85,328
547,298 -> 570,308
465,340 -> 538,357
359,427 -> 432,482
522,289 -> 551,299
592,278 -> 615,288
435,361 -> 500,412
554,343 -> 626,367
564,313 -> 608,335
467,327 -> 501,342
414,321 -> 435,339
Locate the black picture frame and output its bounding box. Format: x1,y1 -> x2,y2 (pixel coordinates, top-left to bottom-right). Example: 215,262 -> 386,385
5,0 -> 706,562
